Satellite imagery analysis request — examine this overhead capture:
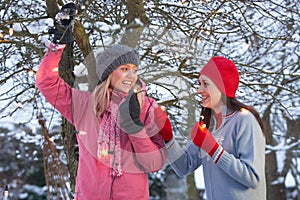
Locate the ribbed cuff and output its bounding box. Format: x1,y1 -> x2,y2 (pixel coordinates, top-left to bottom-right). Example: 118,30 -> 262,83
211,145 -> 224,163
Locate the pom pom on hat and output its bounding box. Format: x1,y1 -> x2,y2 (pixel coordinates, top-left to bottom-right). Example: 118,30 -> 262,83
199,56 -> 239,98
96,44 -> 140,84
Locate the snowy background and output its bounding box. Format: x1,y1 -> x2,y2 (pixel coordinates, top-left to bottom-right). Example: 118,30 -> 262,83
1,0 -> 300,199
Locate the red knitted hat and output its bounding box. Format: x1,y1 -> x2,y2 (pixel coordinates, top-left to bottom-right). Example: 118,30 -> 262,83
199,56 -> 239,98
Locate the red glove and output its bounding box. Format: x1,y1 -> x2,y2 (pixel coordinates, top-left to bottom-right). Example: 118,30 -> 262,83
191,121 -> 224,163
154,107 -> 173,142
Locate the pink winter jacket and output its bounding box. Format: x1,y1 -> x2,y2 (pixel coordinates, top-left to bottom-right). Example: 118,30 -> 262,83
36,44 -> 167,200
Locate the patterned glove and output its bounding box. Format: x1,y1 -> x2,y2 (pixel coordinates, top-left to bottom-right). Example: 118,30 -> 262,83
49,2 -> 77,44
119,90 -> 144,134
154,107 -> 173,142
191,121 -> 224,163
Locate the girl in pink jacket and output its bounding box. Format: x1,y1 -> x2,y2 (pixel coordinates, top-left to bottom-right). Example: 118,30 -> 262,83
36,42 -> 168,199
36,4 -> 171,199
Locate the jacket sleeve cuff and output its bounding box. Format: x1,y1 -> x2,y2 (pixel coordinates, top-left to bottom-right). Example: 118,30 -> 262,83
49,43 -> 66,49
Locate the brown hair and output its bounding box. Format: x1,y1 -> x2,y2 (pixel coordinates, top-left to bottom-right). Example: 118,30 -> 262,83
201,95 -> 266,138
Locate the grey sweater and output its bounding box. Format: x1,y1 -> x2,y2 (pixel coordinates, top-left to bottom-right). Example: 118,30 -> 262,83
166,108 -> 266,200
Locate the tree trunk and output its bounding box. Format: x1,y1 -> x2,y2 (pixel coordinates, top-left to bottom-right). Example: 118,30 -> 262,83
121,0 -> 150,48
44,0 -> 79,194
263,106 -> 286,200
282,115 -> 300,199
58,44 -> 78,192
187,173 -> 198,200
73,21 -> 98,91
165,166 -> 188,200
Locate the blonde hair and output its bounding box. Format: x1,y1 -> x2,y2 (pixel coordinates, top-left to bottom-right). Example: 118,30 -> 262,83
92,74 -> 145,118
92,75 -> 112,117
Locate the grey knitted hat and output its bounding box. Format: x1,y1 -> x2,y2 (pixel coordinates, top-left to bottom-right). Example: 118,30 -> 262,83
96,44 -> 140,84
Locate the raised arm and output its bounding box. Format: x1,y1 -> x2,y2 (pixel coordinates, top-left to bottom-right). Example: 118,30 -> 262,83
36,44 -> 74,123
36,2 -> 77,123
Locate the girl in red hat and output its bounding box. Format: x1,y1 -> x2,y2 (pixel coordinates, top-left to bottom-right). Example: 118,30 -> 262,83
159,56 -> 267,200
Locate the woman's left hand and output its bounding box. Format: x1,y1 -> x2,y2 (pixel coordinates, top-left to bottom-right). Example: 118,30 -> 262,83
191,122 -> 224,163
119,90 -> 144,134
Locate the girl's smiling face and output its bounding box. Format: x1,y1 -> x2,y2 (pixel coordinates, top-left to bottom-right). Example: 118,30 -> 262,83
197,75 -> 224,113
110,64 -> 138,93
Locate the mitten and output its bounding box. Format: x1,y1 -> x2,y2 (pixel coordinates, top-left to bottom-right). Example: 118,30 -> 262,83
191,121 -> 224,163
154,107 -> 173,142
49,2 -> 77,44
119,90 -> 144,134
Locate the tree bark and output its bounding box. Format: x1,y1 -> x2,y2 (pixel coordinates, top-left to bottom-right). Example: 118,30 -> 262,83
187,173 -> 198,200
45,0 -> 79,193
73,21 -> 98,91
121,0 -> 150,47
263,106 -> 286,200
165,166 -> 188,200
58,44 -> 78,192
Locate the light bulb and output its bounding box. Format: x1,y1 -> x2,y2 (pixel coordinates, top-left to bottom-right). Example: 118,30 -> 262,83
160,105 -> 167,112
200,115 -> 204,121
9,24 -> 14,36
29,70 -> 34,76
182,1 -> 189,5
4,185 -> 9,198
49,137 -> 55,142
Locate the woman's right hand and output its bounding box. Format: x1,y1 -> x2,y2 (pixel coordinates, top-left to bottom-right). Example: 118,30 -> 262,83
49,2 -> 77,44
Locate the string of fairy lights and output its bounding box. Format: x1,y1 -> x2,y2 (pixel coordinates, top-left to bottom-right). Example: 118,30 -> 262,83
1,23 -> 12,200
1,23 -> 48,199
0,23 -> 35,109
0,8 -> 76,200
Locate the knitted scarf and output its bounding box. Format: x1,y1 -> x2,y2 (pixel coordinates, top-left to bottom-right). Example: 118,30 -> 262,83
97,91 -> 125,176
